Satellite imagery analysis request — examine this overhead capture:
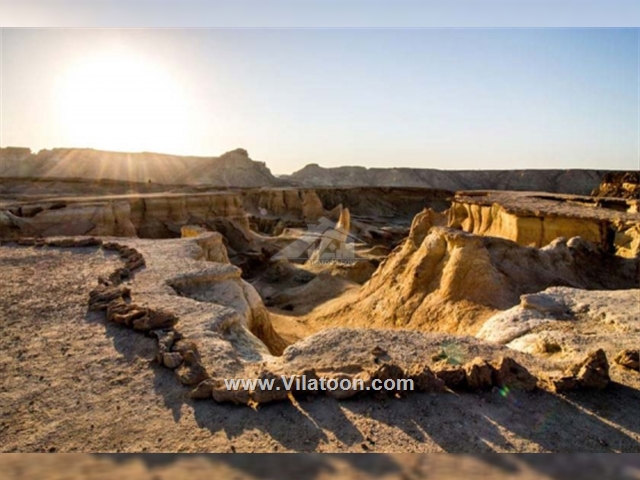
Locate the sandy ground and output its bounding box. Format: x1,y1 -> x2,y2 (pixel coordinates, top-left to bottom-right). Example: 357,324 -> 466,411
1,245 -> 639,453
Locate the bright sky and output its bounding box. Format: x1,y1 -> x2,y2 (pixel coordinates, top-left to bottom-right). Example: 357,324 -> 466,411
1,27 -> 638,173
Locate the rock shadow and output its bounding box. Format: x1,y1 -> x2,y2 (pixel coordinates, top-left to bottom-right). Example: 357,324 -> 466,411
341,387 -> 640,453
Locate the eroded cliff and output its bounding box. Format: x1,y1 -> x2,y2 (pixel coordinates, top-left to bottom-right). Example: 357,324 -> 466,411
307,213 -> 639,335
449,191 -> 640,257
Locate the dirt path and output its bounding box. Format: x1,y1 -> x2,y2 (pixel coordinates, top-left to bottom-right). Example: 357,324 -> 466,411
1,245 -> 639,453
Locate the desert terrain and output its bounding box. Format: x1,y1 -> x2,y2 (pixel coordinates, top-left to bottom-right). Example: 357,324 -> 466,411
1,147 -> 639,453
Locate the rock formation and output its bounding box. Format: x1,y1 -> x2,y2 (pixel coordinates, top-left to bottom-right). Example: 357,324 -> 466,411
308,215 -> 639,334
0,187 -> 448,243
592,171 -> 640,199
449,191 -> 640,257
7,227 -> 632,409
543,349 -> 611,392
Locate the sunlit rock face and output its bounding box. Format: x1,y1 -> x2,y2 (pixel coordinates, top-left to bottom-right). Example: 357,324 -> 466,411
477,287 -> 639,354
0,186 -> 450,242
308,220 -> 639,335
448,191 -> 640,258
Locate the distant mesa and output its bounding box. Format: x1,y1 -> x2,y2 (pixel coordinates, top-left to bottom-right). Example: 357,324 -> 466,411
0,146 -> 634,196
0,147 -> 282,188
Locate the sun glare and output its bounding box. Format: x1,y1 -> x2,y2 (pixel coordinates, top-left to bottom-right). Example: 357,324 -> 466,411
54,49 -> 190,153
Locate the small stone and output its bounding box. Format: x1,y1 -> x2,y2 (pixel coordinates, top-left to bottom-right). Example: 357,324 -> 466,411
408,365 -> 445,392
492,356 -> 537,391
371,346 -> 387,357
520,293 -> 568,315
570,349 -> 610,389
88,284 -> 130,311
463,357 -> 494,391
132,308 -> 178,331
150,329 -> 177,354
162,352 -> 183,369
190,379 -> 214,399
542,373 -> 579,393
614,349 -> 639,372
434,365 -> 467,390
211,378 -> 250,405
174,351 -> 208,386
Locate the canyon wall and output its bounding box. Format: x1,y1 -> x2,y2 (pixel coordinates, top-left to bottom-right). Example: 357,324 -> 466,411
0,187 -> 449,241
448,192 -> 640,258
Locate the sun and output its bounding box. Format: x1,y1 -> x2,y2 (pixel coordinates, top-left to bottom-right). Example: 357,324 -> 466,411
54,49 -> 190,153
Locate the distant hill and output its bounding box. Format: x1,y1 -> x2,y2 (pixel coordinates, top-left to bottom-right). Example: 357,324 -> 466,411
0,147 -> 285,187
0,147 -> 619,195
281,164 -> 609,196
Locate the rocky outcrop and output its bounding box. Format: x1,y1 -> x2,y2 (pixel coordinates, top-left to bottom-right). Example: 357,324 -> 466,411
543,349 -> 611,392
0,187 -> 450,242
478,287 -> 640,378
592,171 -> 640,199
309,216 -> 639,334
284,164 -> 609,195
449,191 -> 640,257
0,147 -> 283,187
614,349 -> 640,372
242,188 -> 325,222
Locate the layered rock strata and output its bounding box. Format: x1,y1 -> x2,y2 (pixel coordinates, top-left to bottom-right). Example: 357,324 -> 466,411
449,191 -> 640,257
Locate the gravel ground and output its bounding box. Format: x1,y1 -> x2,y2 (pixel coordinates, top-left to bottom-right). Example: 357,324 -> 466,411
1,245 -> 639,453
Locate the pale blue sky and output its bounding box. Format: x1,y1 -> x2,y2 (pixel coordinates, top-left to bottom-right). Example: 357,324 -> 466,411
1,27 -> 639,172
2,1 -> 640,28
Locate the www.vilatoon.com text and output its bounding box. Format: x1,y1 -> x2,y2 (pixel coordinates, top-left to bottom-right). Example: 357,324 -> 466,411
223,375 -> 414,392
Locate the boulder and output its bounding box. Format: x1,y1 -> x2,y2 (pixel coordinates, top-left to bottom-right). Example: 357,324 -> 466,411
162,352 -> 183,369
613,349 -> 639,372
569,349 -> 610,389
407,366 -> 446,393
174,351 -> 209,386
463,357 -> 494,391
434,365 -> 467,390
542,373 -> 580,393
491,356 -> 537,391
190,379 -> 214,399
